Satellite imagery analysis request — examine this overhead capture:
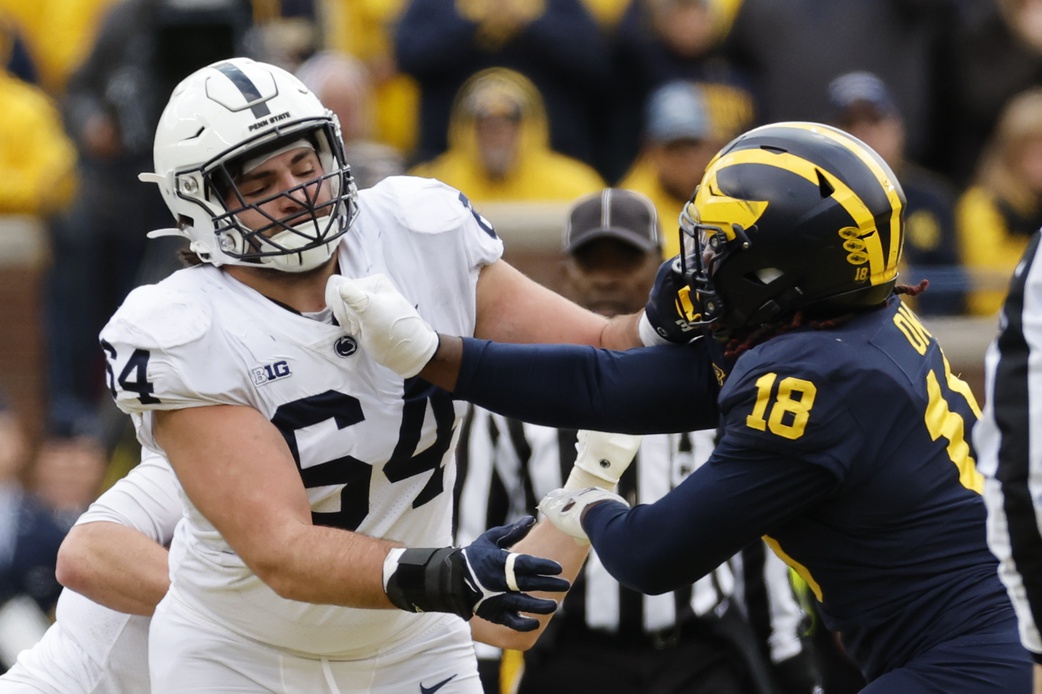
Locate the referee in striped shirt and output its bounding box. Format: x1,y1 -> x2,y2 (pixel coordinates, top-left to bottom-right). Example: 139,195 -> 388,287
454,189 -> 820,694
976,230 -> 1042,694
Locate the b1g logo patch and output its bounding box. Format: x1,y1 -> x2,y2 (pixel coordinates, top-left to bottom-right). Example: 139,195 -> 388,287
252,360 -> 292,386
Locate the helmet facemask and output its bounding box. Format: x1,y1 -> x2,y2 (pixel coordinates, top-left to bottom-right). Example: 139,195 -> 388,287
199,125 -> 358,273
677,197 -> 730,329
679,203 -> 805,341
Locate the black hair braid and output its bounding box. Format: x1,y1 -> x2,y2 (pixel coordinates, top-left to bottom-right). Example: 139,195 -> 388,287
894,279 -> 929,297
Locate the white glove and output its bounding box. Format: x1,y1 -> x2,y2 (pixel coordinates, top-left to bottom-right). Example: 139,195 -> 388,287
538,487 -> 629,544
563,430 -> 644,491
325,274 -> 440,378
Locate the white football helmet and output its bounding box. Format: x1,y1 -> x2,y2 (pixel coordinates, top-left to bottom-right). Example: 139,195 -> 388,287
143,57 -> 358,272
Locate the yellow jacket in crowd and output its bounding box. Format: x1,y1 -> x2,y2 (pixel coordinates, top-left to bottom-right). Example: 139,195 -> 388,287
955,185 -> 1037,317
410,67 -> 605,203
0,0 -> 118,93
322,0 -> 418,155
0,70 -> 77,215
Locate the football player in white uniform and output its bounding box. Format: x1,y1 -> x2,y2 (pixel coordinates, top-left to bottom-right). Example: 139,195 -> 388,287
98,58 -> 646,692
0,449 -> 180,693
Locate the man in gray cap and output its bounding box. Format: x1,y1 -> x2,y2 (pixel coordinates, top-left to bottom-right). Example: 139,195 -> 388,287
455,188 -> 821,694
560,188 -> 664,316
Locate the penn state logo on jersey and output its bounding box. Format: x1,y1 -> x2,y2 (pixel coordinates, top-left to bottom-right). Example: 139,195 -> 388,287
334,336 -> 358,357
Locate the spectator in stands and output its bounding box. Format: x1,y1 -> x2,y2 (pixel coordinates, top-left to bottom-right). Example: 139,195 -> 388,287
940,0 -> 1042,187
827,71 -> 966,316
0,26 -> 76,216
456,188 -> 821,694
14,0 -> 120,95
394,0 -> 611,170
47,0 -> 251,429
955,86 -> 1042,317
409,68 -> 605,203
606,0 -> 755,182
295,50 -> 405,190
27,419 -> 107,531
0,10 -> 39,86
321,0 -> 419,156
0,398 -> 67,671
619,81 -> 722,258
724,0 -> 956,173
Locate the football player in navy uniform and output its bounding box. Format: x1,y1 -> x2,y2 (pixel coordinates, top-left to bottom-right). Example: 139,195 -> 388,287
327,121 -> 1034,693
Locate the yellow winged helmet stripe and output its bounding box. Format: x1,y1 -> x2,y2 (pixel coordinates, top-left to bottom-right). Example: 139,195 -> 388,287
692,177 -> 769,233
786,122 -> 904,283
694,124 -> 903,289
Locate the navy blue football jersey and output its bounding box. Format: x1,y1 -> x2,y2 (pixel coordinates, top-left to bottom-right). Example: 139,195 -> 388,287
704,297 -> 1007,678
454,297 -> 1021,685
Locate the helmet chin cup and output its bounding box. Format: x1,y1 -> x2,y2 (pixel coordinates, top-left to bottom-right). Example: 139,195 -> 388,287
260,235 -> 338,273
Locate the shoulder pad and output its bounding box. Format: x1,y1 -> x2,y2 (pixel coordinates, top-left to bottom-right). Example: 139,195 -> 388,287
104,283 -> 212,350
364,176 -> 470,234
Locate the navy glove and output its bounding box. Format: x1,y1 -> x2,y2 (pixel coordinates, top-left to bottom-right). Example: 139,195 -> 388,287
641,256 -> 701,345
461,516 -> 569,630
384,516 -> 569,632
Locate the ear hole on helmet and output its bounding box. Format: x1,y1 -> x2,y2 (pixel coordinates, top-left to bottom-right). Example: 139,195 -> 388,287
816,170 -> 835,198
754,267 -> 784,285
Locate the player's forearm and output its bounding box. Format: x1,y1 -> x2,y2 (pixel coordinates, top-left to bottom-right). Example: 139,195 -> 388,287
247,523 -> 398,608
56,522 -> 170,616
416,334 -> 462,391
600,311 -> 643,350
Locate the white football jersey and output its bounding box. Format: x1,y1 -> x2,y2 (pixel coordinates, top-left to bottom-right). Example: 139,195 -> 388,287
98,177 -> 503,658
0,451 -> 181,693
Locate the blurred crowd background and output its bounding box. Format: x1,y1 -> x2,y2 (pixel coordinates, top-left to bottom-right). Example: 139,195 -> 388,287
0,0 -> 1038,659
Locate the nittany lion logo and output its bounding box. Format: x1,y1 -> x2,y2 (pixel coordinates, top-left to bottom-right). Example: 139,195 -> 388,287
334,336 -> 358,358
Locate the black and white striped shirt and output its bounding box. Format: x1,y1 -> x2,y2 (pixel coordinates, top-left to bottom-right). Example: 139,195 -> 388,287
454,406 -> 809,667
976,230 -> 1042,658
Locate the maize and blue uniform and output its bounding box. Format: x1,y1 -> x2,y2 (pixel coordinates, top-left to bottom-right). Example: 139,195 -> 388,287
450,296 -> 1032,692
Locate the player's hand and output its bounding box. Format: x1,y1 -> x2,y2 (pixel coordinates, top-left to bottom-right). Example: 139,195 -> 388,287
563,430 -> 643,491
538,487 -> 629,544
383,517 -> 569,632
640,256 -> 701,346
325,274 -> 439,378
458,516 -> 569,631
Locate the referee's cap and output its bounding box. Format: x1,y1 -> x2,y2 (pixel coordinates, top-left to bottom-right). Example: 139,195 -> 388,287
563,188 -> 661,254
